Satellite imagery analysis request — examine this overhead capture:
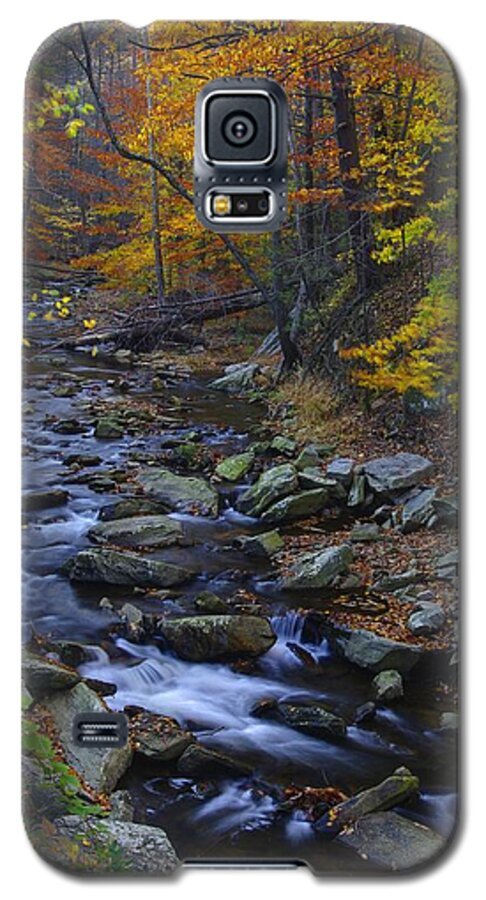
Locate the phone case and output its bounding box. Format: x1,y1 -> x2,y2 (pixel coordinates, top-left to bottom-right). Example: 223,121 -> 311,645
22,20 -> 459,875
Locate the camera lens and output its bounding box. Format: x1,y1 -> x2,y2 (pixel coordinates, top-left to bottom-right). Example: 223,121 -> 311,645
236,198 -> 249,213
222,112 -> 257,147
258,196 -> 269,213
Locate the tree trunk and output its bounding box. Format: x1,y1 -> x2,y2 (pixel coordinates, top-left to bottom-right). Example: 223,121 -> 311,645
143,31 -> 165,307
330,65 -> 378,300
271,231 -> 302,372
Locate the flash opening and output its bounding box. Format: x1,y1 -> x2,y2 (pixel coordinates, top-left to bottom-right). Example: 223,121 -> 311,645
212,194 -> 231,216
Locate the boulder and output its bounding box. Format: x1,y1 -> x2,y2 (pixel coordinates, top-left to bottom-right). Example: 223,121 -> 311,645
53,815 -> 179,873
215,451 -> 255,482
158,615 -> 276,661
176,744 -> 251,778
436,549 -> 459,570
354,701 -> 376,724
372,569 -> 420,592
23,652 -> 80,700
95,417 -> 124,439
270,435 -> 297,456
402,488 -> 437,533
326,457 -> 354,486
281,544 -> 353,590
350,522 -> 381,542
295,446 -> 322,471
315,766 -> 419,832
100,496 -> 170,520
211,362 -> 260,394
235,463 -> 298,517
335,811 -> 445,871
109,790 -> 135,822
138,468 -> 218,516
407,602 -> 446,636
233,529 -> 284,558
364,452 -> 433,494
23,489 -> 69,512
43,683 -> 132,793
326,627 -> 423,673
298,470 -> 346,499
64,548 -> 190,588
373,670 -> 404,703
194,590 -> 229,614
88,514 -> 184,548
261,489 -> 329,525
128,711 -> 193,762
276,702 -> 347,740
347,474 -> 366,507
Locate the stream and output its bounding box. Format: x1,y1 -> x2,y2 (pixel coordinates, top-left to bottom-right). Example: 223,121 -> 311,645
22,306 -> 457,868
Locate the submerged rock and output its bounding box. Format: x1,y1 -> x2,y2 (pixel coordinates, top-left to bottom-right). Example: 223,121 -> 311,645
215,451 -> 255,482
138,467 -> 218,516
53,815 -> 179,873
326,626 -> 423,673
88,514 -> 184,548
276,702 -> 347,740
233,529 -> 284,558
235,463 -> 298,517
364,452 -> 433,494
64,548 -> 190,588
335,811 -> 445,871
261,488 -> 329,524
280,544 -> 353,590
43,683 -> 132,793
373,669 -> 404,703
23,652 -> 80,699
315,766 -> 419,833
158,614 -> 276,661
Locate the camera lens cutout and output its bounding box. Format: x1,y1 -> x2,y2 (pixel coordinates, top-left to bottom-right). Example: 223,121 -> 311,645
222,112 -> 257,147
236,198 -> 249,213
257,196 -> 269,213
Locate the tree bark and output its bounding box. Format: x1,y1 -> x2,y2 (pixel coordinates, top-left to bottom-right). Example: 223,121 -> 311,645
143,30 -> 165,307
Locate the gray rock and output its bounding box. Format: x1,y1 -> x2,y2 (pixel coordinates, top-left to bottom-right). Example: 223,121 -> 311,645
235,463 -> 298,517
436,549 -> 459,569
354,701 -> 376,724
64,548 -> 191,588
95,417 -> 124,439
295,446 -> 322,470
372,569 -> 420,592
364,452 -> 433,494
194,590 -> 229,613
372,504 -> 394,524
138,467 -> 218,516
326,457 -> 355,487
100,496 -> 170,520
402,488 -> 437,533
298,469 -> 344,498
53,815 -> 179,873
88,514 -> 184,548
276,702 -> 347,740
129,711 -> 193,762
233,530 -> 284,558
270,435 -> 297,456
407,603 -> 445,636
23,652 -> 80,699
315,767 -> 419,832
439,712 -> 459,731
215,451 -> 255,481
43,683 -> 132,793
211,362 -> 260,394
23,489 -> 69,512
373,669 -> 404,702
350,522 -> 381,542
177,744 -> 251,778
109,790 -> 135,822
158,615 -> 276,661
281,544 -> 353,590
329,627 -> 423,673
261,489 -> 329,524
432,496 -> 458,527
347,474 -> 366,507
335,811 -> 445,871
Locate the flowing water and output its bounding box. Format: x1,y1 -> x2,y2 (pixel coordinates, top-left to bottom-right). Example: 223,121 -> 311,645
22,311 -> 457,866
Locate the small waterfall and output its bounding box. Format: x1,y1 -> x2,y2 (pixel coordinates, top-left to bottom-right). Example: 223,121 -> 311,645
271,611 -> 305,643
191,781 -> 277,837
